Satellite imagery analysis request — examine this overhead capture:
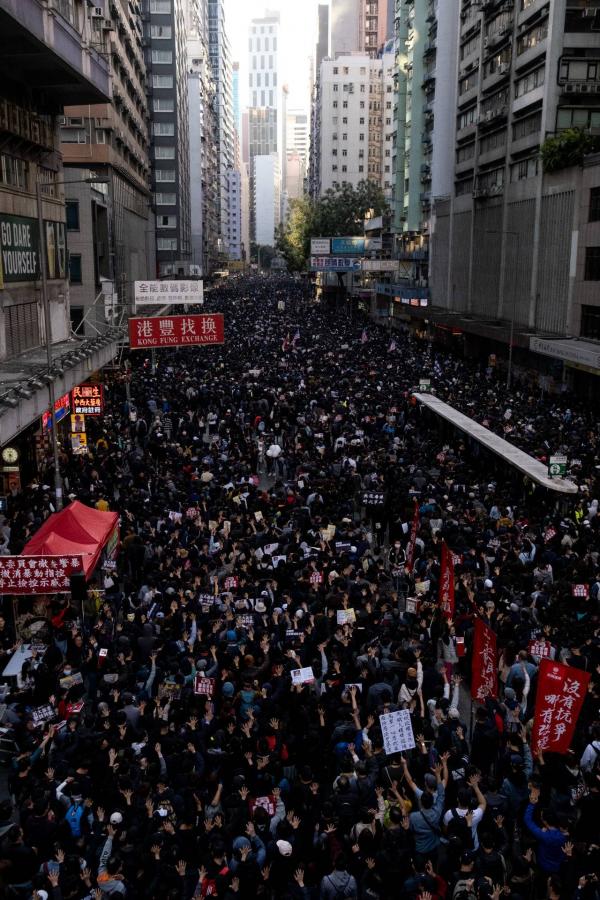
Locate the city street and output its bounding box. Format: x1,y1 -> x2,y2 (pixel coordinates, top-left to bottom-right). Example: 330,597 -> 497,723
0,276 -> 598,900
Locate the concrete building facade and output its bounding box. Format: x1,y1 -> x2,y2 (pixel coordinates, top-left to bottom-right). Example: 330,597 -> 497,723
146,0 -> 191,275
431,0 -> 600,341
60,0 -> 153,324
331,0 -> 395,59
208,0 -> 234,261
0,0 -> 125,454
315,52 -> 395,203
253,154 -> 280,247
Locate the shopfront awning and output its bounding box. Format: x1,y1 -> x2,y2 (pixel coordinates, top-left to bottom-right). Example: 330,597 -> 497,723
23,500 -> 119,579
529,337 -> 600,372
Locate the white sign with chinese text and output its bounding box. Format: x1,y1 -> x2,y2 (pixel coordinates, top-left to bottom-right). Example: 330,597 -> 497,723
379,709 -> 416,756
134,280 -> 204,308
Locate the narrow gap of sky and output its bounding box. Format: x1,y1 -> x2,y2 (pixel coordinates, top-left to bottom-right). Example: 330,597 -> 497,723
225,0 -> 328,112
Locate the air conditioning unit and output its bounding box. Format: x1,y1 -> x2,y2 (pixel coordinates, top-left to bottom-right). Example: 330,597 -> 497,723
484,37 -> 490,48
580,84 -> 589,93
91,6 -> 103,16
58,115 -> 67,125
485,110 -> 493,121
163,264 -> 174,275
564,83 -> 575,92
583,7 -> 596,16
102,19 -> 113,29
499,62 -> 509,74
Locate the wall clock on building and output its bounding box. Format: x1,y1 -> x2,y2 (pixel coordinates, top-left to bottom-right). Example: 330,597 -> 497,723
1,447 -> 19,464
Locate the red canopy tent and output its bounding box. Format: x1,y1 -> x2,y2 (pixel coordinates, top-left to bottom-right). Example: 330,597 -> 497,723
22,500 -> 119,580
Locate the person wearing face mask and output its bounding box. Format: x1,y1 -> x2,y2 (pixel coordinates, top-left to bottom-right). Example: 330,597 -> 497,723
398,655 -> 423,711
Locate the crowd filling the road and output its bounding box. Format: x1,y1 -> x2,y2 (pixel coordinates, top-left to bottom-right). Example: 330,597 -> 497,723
0,276 -> 599,900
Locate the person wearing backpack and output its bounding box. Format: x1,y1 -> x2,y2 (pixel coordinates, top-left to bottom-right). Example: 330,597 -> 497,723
407,758 -> 449,861
443,774 -> 487,850
320,854 -> 358,900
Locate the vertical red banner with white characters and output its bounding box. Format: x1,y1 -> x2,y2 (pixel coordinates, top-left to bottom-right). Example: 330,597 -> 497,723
471,618 -> 498,702
439,542 -> 455,619
532,659 -> 591,755
406,499 -> 420,572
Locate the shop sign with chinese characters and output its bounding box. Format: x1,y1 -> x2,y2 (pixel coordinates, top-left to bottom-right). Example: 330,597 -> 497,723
42,392 -> 70,429
72,384 -> 104,415
134,280 -> 204,307
0,555 -> 84,594
128,314 -> 224,349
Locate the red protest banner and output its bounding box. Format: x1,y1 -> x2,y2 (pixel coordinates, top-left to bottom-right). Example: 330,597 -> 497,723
439,542 -> 455,619
471,618 -> 498,702
128,313 -> 224,349
0,555 -> 84,594
406,499 -> 420,572
532,659 -> 591,755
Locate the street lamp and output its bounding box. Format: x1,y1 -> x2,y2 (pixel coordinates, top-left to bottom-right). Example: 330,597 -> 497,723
35,173 -> 109,509
486,229 -> 519,391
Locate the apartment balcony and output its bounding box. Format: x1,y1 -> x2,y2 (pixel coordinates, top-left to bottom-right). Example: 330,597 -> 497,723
478,103 -> 508,127
422,71 -> 436,91
514,37 -> 547,72
0,0 -> 110,105
560,78 -> 600,98
518,0 -> 548,26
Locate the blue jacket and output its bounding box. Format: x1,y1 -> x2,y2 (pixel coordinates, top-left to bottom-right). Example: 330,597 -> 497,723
523,804 -> 566,873
409,783 -> 445,853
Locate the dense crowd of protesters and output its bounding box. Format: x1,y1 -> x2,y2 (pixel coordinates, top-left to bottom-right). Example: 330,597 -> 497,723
0,276 -> 598,900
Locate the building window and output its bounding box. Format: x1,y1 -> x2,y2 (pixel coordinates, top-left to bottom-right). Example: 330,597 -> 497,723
343,101 -> 348,108
580,304 -> 600,339
69,254 -> 82,284
152,75 -> 174,88
517,20 -> 548,55
332,148 -> 337,156
153,98 -> 174,112
342,133 -> 347,140
153,122 -> 175,136
512,111 -> 542,140
585,247 -> 600,280
359,133 -> 365,141
510,156 -> 538,181
152,50 -> 173,64
557,108 -> 600,131
342,165 -> 347,172
590,187 -> 600,223
155,192 -> 176,204
358,165 -> 364,172
342,149 -> 347,156
359,117 -> 365,124
0,154 -> 29,190
157,238 -> 178,251
155,146 -> 175,158
150,0 -> 170,11
333,84 -> 339,92
65,201 -> 79,231
5,302 -> 40,357
150,24 -> 172,38
515,65 -> 545,98
333,100 -> 338,108
157,215 -> 177,228
456,142 -> 476,164
332,164 -> 338,171
333,67 -> 339,74
155,169 -> 176,182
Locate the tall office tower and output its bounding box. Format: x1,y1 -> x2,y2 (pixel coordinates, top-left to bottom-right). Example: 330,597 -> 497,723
316,4 -> 330,74
232,62 -> 241,137
316,52 -> 395,202
208,0 -> 234,260
187,0 -> 219,275
248,10 -> 282,245
431,0 -> 600,341
287,109 -> 310,167
331,0 -> 394,59
60,0 -> 153,329
253,154 -> 281,246
145,0 -> 191,275
397,0 -> 459,237
286,152 -> 307,202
